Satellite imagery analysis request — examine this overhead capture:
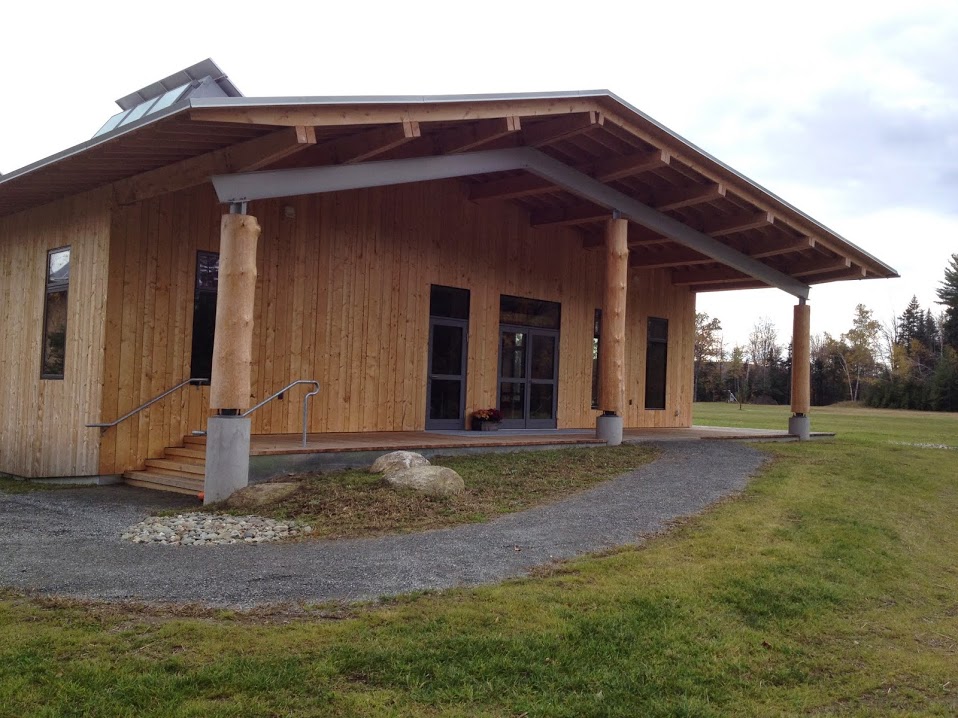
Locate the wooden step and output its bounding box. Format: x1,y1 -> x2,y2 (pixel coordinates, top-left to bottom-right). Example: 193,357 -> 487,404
123,470 -> 204,495
164,446 -> 207,460
125,478 -> 202,497
145,458 -> 206,476
183,436 -> 207,447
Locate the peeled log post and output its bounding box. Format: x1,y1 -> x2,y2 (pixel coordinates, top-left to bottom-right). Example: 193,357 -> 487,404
210,213 -> 260,411
599,217 -> 629,415
790,302 -> 811,415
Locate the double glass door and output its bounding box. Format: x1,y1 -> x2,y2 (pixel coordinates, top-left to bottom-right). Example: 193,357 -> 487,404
498,326 -> 559,429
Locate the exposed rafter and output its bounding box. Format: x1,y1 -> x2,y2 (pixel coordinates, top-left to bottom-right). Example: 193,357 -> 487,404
438,117 -> 521,154
629,248 -> 711,269
654,182 -> 726,211
532,202 -> 611,227
671,268 -> 750,286
310,121 -> 421,165
703,211 -> 774,237
749,236 -> 816,259
113,126 -> 316,206
522,111 -> 604,147
790,257 -> 851,277
589,149 -> 671,182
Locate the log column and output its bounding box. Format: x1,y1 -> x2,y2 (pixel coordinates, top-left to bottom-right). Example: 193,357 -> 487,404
788,299 -> 811,440
205,208 -> 261,504
596,217 -> 629,445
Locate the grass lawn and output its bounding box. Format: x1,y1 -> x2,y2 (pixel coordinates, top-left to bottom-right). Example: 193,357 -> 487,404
211,444 -> 657,538
2,404 -> 958,716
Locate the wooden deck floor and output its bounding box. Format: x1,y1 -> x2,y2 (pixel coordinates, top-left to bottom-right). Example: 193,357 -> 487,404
182,425 -> 810,457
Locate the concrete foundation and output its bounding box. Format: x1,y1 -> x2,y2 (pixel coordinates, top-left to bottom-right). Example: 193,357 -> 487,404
788,414 -> 811,441
204,415 -> 251,504
596,413 -> 624,446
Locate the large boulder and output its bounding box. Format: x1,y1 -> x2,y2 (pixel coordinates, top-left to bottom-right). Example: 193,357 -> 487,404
225,482 -> 300,510
384,465 -> 465,497
370,451 -> 430,475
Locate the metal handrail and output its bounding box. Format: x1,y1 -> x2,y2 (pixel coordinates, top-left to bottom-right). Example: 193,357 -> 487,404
241,380 -> 320,447
86,378 -> 209,429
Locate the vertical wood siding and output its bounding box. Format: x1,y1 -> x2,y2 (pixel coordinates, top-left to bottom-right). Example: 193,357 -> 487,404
0,190 -> 111,477
98,180 -> 694,474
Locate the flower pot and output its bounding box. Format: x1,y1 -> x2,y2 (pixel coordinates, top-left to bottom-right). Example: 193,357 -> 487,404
474,421 -> 500,431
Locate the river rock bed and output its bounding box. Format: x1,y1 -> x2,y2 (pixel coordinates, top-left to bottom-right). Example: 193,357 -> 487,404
122,513 -> 313,546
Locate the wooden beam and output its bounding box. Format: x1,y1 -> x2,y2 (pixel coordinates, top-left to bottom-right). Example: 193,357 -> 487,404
190,100 -> 602,127
628,224 -> 671,246
671,267 -> 749,285
113,126 -> 317,205
629,247 -> 711,269
690,279 -> 769,292
790,257 -> 851,277
311,121 -> 421,165
438,117 -> 521,153
531,202 -> 610,227
599,218 -> 629,416
749,236 -> 815,259
590,149 -> 671,182
654,182 -> 726,211
802,265 -> 868,283
522,112 -> 604,147
703,211 -> 774,237
469,173 -> 553,202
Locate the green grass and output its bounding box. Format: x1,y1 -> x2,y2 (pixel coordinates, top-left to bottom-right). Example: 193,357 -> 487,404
214,444 -> 657,538
0,475 -> 90,494
2,405 -> 957,716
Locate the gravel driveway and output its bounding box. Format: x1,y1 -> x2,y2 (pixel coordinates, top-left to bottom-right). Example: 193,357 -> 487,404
0,441 -> 765,608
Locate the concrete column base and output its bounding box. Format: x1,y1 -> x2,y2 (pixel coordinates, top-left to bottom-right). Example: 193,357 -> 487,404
204,415 -> 251,504
596,413 -> 624,446
788,414 -> 811,441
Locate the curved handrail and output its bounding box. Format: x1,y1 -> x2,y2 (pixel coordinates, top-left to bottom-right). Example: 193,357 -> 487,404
242,379 -> 321,447
86,378 -> 209,429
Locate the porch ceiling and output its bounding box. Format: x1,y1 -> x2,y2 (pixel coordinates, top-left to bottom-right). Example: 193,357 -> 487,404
0,90 -> 898,290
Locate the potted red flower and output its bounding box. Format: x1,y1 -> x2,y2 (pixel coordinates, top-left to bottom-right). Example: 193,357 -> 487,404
471,408 -> 503,431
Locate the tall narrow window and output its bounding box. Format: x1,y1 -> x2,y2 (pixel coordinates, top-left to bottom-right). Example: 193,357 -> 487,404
645,317 -> 668,410
190,251 -> 219,380
591,308 -> 601,409
41,247 -> 71,379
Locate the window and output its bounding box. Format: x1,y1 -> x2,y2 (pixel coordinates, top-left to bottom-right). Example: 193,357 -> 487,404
644,317 -> 668,410
591,308 -> 601,409
41,247 -> 71,379
430,284 -> 470,319
190,251 -> 219,379
499,295 -> 560,329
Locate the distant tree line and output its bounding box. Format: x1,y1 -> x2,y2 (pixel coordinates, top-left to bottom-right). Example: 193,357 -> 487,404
694,253 -> 958,412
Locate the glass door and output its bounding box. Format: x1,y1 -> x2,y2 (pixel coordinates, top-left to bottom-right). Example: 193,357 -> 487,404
498,326 -> 559,429
426,319 -> 468,429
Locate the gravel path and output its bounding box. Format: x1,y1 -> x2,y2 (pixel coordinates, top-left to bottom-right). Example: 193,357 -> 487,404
0,441 -> 765,608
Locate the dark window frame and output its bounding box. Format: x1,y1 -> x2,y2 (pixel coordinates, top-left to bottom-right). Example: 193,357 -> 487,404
40,246 -> 71,380
426,285 -> 471,430
190,250 -> 220,380
644,316 -> 669,410
591,308 -> 601,409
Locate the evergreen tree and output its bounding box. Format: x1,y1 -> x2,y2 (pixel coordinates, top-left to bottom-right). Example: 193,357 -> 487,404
930,347 -> 958,412
936,253 -> 958,350
897,295 -> 923,354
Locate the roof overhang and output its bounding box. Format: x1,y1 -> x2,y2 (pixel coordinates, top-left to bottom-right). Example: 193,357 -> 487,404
0,89 -> 898,293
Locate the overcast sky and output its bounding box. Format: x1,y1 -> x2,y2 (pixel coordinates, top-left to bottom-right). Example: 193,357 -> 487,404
2,0 -> 955,348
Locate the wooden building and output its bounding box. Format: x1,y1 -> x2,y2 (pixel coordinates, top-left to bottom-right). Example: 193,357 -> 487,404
0,60 -> 897,491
